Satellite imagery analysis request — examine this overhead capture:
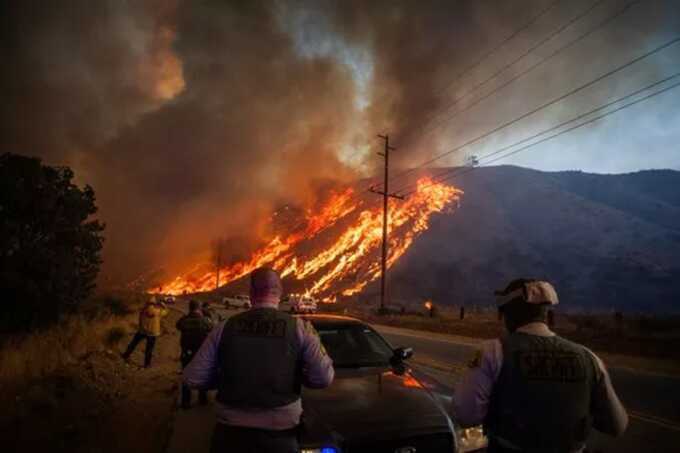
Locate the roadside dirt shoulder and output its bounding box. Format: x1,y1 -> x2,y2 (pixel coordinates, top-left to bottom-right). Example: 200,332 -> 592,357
1,310 -> 184,453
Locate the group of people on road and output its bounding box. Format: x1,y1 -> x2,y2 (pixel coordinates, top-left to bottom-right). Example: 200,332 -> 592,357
122,268 -> 628,453
122,295 -> 224,409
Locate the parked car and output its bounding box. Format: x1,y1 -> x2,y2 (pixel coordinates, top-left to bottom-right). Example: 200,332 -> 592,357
296,314 -> 488,452
281,294 -> 318,313
222,294 -> 251,309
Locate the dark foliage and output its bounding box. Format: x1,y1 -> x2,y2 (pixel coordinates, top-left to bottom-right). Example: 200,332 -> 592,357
0,153 -> 105,333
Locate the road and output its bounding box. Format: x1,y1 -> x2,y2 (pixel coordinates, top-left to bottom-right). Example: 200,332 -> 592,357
377,325 -> 680,453
166,303 -> 680,452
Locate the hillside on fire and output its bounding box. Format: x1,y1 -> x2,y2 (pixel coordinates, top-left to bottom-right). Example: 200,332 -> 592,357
160,165 -> 680,313
385,165 -> 680,312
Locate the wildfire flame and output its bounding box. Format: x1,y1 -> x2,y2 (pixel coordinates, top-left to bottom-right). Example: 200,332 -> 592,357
152,178 -> 462,297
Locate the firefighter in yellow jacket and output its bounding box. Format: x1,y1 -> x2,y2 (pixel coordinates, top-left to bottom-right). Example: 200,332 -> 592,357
122,296 -> 169,368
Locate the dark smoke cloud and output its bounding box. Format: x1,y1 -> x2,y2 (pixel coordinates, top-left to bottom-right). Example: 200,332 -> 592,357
3,0 -> 676,283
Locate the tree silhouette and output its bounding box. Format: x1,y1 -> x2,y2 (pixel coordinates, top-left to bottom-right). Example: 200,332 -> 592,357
0,153 -> 105,333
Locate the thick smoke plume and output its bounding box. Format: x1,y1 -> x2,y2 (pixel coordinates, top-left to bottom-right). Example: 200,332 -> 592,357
2,0 -> 677,284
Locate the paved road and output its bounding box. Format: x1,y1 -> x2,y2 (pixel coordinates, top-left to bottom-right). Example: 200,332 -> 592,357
166,303 -> 680,452
377,325 -> 680,453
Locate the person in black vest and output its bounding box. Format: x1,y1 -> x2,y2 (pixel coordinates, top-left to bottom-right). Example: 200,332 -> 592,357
453,279 -> 628,453
176,300 -> 213,409
183,267 -> 334,453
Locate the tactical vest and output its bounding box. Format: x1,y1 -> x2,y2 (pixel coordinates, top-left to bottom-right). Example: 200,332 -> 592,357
216,308 -> 302,409
485,333 -> 598,453
177,313 -> 212,351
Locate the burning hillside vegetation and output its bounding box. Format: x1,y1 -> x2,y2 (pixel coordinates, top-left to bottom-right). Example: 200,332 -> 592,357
152,177 -> 462,299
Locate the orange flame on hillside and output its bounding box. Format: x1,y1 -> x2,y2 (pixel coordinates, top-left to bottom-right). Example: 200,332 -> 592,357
152,178 -> 462,297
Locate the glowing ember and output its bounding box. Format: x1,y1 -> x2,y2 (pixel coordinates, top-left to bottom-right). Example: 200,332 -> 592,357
424,301 -> 433,310
152,178 -> 462,297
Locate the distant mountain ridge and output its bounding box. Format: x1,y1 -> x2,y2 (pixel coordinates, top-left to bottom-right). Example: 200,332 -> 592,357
381,166 -> 680,313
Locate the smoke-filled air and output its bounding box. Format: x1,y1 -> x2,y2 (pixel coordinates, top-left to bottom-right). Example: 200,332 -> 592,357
2,0 -> 677,288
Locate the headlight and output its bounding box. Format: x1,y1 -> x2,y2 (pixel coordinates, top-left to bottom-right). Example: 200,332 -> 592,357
456,426 -> 488,452
300,448 -> 338,453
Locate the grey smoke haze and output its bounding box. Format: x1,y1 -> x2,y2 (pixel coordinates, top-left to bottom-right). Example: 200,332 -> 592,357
2,0 -> 678,282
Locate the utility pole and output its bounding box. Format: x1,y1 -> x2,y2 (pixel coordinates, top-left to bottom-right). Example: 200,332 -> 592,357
213,238 -> 225,291
369,134 -> 404,314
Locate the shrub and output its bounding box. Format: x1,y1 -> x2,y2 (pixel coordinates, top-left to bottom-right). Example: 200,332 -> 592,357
105,326 -> 127,348
0,153 -> 105,334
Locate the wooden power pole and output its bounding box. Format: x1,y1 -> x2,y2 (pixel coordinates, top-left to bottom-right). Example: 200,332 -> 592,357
369,134 -> 404,314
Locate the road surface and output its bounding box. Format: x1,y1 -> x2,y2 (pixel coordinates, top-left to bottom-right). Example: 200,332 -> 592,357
378,324 -> 680,453
166,303 -> 680,452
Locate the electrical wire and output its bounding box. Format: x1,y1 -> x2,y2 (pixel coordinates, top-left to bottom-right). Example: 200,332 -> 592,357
386,33 -> 680,193
398,75 -> 680,196
381,0 -> 644,188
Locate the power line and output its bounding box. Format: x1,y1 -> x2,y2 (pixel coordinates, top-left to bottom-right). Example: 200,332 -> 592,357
350,1 -> 562,196
384,0 -> 643,187
400,0 -> 563,144
399,75 -> 680,196
401,0 -> 603,146
387,33 -> 680,193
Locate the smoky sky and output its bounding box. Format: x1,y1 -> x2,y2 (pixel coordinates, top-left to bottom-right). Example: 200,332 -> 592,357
2,0 -> 678,282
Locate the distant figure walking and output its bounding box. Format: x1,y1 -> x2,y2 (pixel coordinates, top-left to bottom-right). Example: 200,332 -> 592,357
122,296 -> 169,368
184,267 -> 334,453
176,300 -> 213,409
453,279 -> 628,452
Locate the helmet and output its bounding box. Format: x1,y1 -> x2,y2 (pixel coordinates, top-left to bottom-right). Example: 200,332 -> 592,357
495,279 -> 559,307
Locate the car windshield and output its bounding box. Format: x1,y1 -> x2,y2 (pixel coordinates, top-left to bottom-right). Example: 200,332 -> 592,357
314,323 -> 395,368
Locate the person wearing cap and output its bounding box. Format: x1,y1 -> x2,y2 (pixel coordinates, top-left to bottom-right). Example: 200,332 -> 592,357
452,278 -> 628,453
183,267 -> 334,453
176,300 -> 214,409
122,296 -> 169,368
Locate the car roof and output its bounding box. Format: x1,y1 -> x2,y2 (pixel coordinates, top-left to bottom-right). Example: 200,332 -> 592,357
295,314 -> 368,328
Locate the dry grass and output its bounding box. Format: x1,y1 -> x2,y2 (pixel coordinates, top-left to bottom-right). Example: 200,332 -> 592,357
0,292 -> 143,388
325,303 -> 680,373
1,294 -> 183,453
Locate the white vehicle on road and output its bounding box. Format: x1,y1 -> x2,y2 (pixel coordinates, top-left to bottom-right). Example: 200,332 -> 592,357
222,294 -> 251,309
281,294 -> 318,313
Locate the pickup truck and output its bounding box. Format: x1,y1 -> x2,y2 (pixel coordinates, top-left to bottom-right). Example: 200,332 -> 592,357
281,294 -> 318,313
222,294 -> 251,309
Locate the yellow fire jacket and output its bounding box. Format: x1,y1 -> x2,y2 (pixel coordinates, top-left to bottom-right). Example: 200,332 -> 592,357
138,303 -> 169,336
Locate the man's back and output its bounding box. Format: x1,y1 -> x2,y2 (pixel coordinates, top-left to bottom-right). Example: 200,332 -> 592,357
486,332 -> 598,452
176,311 -> 213,351
217,308 -> 301,409
139,303 -> 168,336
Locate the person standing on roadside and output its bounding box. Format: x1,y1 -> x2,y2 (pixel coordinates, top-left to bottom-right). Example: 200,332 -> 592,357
122,296 -> 169,368
453,279 -> 628,453
202,301 -> 223,323
176,300 -> 214,408
183,267 -> 334,453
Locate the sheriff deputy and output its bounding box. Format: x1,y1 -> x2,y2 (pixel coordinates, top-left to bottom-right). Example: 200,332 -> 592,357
183,267 -> 334,453
452,278 -> 628,453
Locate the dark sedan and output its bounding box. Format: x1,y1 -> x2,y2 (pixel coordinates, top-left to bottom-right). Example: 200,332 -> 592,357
296,314 -> 487,453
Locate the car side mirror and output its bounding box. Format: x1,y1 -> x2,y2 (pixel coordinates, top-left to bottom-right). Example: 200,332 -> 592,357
392,346 -> 413,362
